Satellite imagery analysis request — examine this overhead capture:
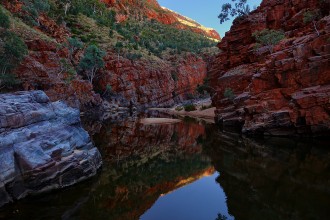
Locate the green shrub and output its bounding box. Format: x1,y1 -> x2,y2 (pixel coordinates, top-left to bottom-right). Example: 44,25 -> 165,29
252,29 -> 285,53
0,9 -> 10,29
59,58 -> 76,83
67,37 -> 83,59
175,106 -> 184,111
186,93 -> 195,100
303,10 -> 321,36
20,0 -> 50,26
0,73 -> 20,89
0,32 -> 28,89
184,104 -> 197,112
125,52 -> 142,60
171,71 -> 178,82
200,104 -> 213,110
78,45 -> 106,84
223,88 -> 235,101
196,77 -> 210,94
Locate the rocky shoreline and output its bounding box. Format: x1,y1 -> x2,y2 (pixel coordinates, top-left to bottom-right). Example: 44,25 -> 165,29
150,98 -> 216,123
0,91 -> 102,207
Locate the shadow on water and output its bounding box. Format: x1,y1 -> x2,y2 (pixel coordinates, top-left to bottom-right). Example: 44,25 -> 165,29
0,114 -> 329,220
202,124 -> 330,220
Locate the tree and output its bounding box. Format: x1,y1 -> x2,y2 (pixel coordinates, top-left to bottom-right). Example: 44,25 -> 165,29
218,0 -> 250,24
67,37 -> 83,60
252,29 -> 285,53
78,45 -> 106,84
303,10 -> 321,36
62,0 -> 72,16
0,32 -> 28,89
0,8 -> 10,29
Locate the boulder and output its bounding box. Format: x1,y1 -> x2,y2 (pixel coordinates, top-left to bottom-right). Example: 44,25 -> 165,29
0,91 -> 102,207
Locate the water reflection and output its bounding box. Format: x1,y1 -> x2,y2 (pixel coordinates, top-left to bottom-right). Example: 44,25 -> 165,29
202,125 -> 330,220
0,116 -> 329,220
0,116 -> 217,220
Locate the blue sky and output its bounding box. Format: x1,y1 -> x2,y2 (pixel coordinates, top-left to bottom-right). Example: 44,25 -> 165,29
158,0 -> 262,37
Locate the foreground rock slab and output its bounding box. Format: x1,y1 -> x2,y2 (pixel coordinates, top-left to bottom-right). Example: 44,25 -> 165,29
0,91 -> 102,207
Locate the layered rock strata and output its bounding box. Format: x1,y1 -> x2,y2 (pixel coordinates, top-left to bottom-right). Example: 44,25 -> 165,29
209,0 -> 330,136
0,91 -> 102,207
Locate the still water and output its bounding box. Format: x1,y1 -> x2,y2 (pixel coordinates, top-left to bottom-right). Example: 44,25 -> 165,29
0,114 -> 330,220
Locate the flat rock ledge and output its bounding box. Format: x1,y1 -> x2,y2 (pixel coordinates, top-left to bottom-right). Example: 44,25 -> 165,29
0,91 -> 102,207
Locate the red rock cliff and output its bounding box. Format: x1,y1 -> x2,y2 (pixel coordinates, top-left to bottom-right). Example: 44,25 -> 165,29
101,0 -> 221,41
2,0 -> 216,110
209,0 -> 330,136
98,53 -> 207,108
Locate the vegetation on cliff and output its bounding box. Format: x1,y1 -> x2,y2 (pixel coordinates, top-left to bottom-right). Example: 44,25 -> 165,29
0,0 -> 217,107
211,0 -> 330,136
0,8 -> 28,90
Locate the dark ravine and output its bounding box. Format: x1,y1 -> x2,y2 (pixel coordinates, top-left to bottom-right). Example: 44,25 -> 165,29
0,91 -> 102,207
210,0 -> 330,136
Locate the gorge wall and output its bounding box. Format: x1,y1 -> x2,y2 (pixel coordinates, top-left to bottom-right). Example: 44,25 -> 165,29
98,53 -> 208,108
209,0 -> 330,136
2,0 -> 219,111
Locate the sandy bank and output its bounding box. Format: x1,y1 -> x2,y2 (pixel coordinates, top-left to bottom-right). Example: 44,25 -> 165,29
150,98 -> 215,123
140,118 -> 181,125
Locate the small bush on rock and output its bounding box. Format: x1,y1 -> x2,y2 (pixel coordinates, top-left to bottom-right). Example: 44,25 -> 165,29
184,104 -> 197,112
223,88 -> 235,101
252,29 -> 285,53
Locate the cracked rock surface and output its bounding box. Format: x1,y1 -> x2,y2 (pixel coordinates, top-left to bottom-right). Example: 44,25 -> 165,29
0,91 -> 102,207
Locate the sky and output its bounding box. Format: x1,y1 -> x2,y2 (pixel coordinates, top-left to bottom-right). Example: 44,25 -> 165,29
157,0 -> 262,37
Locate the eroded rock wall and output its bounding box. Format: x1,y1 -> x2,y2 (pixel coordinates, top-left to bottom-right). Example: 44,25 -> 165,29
98,53 -> 208,108
209,0 -> 330,136
0,91 -> 102,207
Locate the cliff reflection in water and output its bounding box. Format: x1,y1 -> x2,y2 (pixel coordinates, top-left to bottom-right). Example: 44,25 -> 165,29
203,124 -> 330,220
90,117 -> 213,220
0,116 -> 214,220
1,116 -> 330,220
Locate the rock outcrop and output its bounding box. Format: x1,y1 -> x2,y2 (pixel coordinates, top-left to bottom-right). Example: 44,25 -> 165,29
209,0 -> 330,136
98,53 -> 208,108
15,39 -> 102,109
0,91 -> 102,207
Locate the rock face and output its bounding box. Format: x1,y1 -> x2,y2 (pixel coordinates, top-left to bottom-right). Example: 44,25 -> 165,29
99,53 -> 207,108
0,91 -> 102,207
2,0 -> 215,110
209,0 -> 330,136
15,39 -> 102,109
